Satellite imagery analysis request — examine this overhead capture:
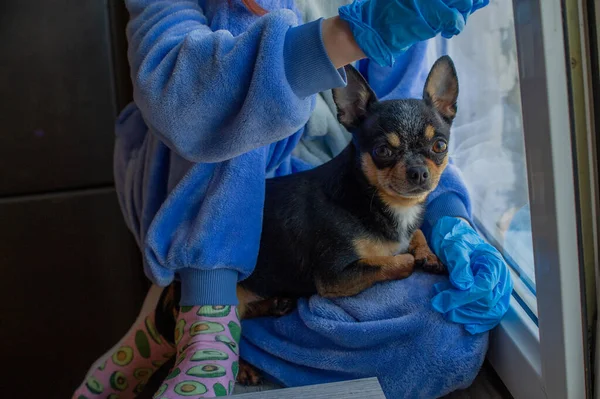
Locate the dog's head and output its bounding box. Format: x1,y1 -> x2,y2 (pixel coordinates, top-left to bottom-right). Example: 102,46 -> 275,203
332,56 -> 459,207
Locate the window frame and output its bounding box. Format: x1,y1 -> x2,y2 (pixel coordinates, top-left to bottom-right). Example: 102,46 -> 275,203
486,0 -> 590,398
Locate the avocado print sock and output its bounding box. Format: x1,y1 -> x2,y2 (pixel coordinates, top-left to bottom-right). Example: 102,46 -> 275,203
153,305 -> 241,398
73,311 -> 176,399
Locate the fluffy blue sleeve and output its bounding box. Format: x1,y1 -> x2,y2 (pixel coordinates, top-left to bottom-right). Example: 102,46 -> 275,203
125,0 -> 345,163
421,163 -> 473,241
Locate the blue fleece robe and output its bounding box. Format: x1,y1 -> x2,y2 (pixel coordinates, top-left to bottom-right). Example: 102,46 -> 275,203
115,0 -> 348,305
240,271 -> 487,398
114,0 -> 471,307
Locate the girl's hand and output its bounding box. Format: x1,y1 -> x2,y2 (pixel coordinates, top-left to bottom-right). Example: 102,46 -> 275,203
321,16 -> 366,69
429,217 -> 514,334
338,0 -> 489,67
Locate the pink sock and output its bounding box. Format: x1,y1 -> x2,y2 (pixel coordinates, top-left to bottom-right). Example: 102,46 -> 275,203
73,312 -> 176,398
153,305 -> 240,398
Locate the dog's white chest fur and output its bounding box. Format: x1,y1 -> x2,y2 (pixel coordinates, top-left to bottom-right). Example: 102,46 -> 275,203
390,205 -> 423,254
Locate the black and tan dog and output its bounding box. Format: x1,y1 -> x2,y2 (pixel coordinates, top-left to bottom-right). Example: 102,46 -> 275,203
153,55 -> 459,387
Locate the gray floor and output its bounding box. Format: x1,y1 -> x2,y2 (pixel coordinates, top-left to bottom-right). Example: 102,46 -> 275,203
233,361 -> 513,398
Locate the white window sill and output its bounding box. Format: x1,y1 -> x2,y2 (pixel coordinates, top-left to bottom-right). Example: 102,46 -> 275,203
488,297 -> 545,399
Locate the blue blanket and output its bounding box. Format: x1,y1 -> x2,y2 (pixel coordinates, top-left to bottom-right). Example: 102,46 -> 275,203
241,271 -> 488,398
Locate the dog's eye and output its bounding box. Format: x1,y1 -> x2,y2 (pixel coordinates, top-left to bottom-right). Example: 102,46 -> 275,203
432,140 -> 448,154
373,146 -> 393,159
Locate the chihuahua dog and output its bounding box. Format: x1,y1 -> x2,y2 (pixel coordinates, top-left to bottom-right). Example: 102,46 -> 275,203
152,55 -> 459,387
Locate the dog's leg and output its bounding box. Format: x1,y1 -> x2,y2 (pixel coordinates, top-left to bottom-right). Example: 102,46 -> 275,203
234,289 -> 296,386
316,253 -> 415,298
237,359 -> 264,386
409,229 -> 446,274
242,297 -> 297,319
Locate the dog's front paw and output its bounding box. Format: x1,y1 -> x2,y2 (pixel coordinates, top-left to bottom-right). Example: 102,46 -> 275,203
269,297 -> 296,317
415,253 -> 447,274
237,359 -> 263,386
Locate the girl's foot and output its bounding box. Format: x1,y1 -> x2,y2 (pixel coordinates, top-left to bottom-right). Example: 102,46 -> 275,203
153,305 -> 240,398
73,311 -> 176,398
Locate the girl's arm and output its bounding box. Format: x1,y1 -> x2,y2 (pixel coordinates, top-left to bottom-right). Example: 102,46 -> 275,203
420,163 -> 472,241
125,1 -> 363,163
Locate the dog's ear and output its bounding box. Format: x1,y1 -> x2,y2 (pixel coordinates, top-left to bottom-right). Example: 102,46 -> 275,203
423,56 -> 459,124
333,65 -> 378,129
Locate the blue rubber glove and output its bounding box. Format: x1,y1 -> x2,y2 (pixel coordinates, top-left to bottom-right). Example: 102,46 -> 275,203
339,0 -> 489,67
429,217 -> 513,334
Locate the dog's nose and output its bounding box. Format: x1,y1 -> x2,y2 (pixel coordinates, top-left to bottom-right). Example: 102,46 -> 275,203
407,166 -> 429,185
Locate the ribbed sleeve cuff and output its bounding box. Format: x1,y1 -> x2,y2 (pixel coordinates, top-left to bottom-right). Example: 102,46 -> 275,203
421,193 -> 471,242
283,18 -> 347,98
179,268 -> 239,306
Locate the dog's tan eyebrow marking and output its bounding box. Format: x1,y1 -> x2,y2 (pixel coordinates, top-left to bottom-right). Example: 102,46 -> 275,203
386,133 -> 401,148
425,125 -> 436,140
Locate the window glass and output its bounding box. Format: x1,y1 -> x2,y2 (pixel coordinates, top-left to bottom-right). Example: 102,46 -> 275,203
427,0 -> 537,316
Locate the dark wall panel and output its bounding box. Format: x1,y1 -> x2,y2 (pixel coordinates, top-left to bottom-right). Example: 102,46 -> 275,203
0,0 -> 117,196
0,189 -> 147,398
0,2 -> 149,397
